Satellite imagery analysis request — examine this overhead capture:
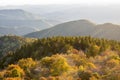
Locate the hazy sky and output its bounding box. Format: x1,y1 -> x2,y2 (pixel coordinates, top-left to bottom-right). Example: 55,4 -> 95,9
0,0 -> 120,6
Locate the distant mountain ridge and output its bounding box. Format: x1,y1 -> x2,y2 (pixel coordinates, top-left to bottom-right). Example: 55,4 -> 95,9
25,19 -> 120,41
0,9 -> 54,36
0,9 -> 41,20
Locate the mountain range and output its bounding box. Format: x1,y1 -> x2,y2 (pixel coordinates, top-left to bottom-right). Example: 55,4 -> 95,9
0,8 -> 120,41
14,5 -> 120,24
2,5 -> 120,24
25,19 -> 120,41
0,9 -> 54,36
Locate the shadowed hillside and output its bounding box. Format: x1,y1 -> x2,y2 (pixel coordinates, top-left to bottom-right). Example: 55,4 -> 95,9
0,35 -> 36,58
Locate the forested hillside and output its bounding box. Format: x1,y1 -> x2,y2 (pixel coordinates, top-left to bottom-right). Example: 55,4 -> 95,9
0,36 -> 120,80
0,35 -> 36,59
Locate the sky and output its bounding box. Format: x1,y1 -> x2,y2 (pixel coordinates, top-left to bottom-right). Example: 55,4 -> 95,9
0,0 -> 120,6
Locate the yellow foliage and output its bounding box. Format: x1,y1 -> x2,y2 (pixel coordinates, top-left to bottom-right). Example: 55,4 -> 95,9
79,66 -> 85,71
39,77 -> 47,80
41,54 -> 72,76
89,76 -> 98,80
87,63 -> 96,69
0,71 -> 4,79
4,77 -> 22,80
106,59 -> 119,68
4,64 -> 25,78
18,58 -> 36,69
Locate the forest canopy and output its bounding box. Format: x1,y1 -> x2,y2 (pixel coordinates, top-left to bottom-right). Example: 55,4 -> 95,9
0,36 -> 120,80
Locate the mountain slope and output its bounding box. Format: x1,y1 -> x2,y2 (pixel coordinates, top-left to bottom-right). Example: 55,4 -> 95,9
0,9 -> 53,36
25,20 -> 96,37
25,19 -> 120,41
92,23 -> 120,40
